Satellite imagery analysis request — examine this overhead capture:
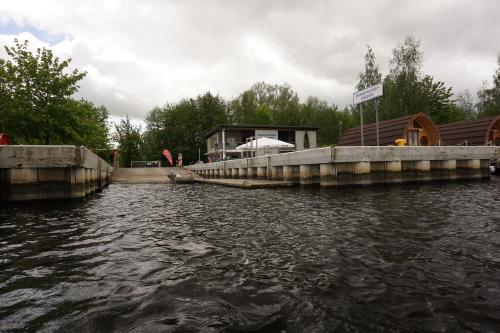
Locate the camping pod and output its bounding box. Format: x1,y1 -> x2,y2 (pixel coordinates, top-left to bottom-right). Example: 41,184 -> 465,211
337,112 -> 440,146
437,116 -> 500,146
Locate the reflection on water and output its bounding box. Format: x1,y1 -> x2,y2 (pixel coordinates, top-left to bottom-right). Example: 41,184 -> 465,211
1,178 -> 500,332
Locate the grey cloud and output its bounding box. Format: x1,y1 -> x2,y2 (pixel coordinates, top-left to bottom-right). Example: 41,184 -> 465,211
1,0 -> 499,118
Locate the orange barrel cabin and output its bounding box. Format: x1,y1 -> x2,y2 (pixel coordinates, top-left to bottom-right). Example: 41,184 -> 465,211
337,112 -> 440,146
437,116 -> 500,146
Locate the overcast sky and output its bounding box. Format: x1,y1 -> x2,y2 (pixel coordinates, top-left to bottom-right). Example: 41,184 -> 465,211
1,0 -> 499,121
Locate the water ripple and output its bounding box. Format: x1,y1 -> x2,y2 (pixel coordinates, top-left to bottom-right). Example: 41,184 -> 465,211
1,179 -> 500,332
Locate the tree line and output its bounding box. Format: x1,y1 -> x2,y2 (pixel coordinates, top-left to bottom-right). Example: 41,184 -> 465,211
1,37 -> 499,166
124,35 -> 499,165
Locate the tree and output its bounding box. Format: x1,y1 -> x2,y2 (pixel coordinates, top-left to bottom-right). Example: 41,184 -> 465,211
477,54 -> 500,117
357,46 -> 382,91
252,82 -> 301,125
301,96 -> 348,146
356,46 -> 382,125
418,75 -> 462,124
142,92 -> 228,164
228,90 -> 259,124
455,90 -> 477,120
229,82 -> 301,125
376,36 -> 462,124
0,39 -> 87,144
382,35 -> 423,118
114,115 -> 143,167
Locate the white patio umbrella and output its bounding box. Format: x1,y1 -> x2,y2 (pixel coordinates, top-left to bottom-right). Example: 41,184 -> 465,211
236,137 -> 294,150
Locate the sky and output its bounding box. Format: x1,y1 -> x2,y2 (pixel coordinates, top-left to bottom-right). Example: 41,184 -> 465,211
1,0 -> 499,122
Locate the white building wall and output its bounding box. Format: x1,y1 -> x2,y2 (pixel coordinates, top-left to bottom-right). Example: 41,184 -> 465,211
295,130 -> 317,150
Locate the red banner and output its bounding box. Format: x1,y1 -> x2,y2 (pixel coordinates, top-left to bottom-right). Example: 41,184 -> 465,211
162,149 -> 173,166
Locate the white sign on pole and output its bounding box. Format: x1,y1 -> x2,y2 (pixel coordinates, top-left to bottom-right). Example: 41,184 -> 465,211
353,83 -> 383,105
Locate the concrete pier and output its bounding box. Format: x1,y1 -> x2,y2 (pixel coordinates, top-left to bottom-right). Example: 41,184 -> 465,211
187,146 -> 500,188
0,145 -> 113,202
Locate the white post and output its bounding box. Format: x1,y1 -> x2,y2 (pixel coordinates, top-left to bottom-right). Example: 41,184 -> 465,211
250,137 -> 254,158
222,129 -> 226,160
255,136 -> 258,157
245,137 -> 250,158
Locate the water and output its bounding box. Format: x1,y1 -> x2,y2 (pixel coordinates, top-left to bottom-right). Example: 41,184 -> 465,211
1,178 -> 500,332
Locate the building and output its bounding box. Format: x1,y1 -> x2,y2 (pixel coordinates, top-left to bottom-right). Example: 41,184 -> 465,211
337,112 -> 440,146
437,116 -> 500,146
205,124 -> 318,161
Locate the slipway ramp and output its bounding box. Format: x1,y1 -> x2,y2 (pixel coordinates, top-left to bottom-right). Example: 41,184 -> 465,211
112,167 -> 193,183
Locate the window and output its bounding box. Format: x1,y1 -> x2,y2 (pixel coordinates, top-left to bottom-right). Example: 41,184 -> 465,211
407,129 -> 419,146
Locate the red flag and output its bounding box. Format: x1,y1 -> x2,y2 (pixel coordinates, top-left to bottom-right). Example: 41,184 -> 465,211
162,149 -> 173,166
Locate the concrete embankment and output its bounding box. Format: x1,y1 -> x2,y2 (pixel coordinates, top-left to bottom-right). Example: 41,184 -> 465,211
187,146 -> 500,188
0,145 -> 113,201
112,167 -> 187,183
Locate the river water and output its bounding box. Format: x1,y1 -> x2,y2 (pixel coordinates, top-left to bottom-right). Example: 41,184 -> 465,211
1,178 -> 500,332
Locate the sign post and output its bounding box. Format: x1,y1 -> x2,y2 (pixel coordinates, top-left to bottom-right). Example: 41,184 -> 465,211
353,83 -> 383,146
375,100 -> 380,146
360,104 -> 364,146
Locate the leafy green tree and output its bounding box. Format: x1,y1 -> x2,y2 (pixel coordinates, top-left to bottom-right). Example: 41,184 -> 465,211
114,115 -> 143,167
252,82 -> 301,125
375,36 -> 463,124
0,39 -> 88,144
356,46 -> 382,125
229,82 -> 301,125
357,46 -> 382,91
418,75 -> 462,124
455,90 -> 477,120
477,54 -> 500,117
142,92 -> 228,164
254,105 -> 273,124
228,90 -> 259,124
301,96 -> 348,146
72,100 -> 111,162
141,106 -> 169,162
381,35 -> 423,119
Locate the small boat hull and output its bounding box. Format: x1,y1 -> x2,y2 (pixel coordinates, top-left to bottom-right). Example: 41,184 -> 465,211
176,174 -> 194,184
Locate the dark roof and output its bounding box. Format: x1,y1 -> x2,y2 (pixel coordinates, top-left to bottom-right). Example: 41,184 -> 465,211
337,112 -> 439,146
437,116 -> 500,145
204,124 -> 319,139
338,115 -> 412,146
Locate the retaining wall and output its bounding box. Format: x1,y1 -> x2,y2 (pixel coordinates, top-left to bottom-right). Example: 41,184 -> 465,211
186,146 -> 500,186
0,145 -> 113,201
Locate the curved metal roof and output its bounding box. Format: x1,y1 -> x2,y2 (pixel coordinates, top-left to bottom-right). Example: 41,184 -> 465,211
337,112 -> 439,146
437,116 -> 500,145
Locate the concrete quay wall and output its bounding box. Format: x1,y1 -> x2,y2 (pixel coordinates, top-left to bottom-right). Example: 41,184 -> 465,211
0,145 -> 113,201
187,146 -> 500,187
